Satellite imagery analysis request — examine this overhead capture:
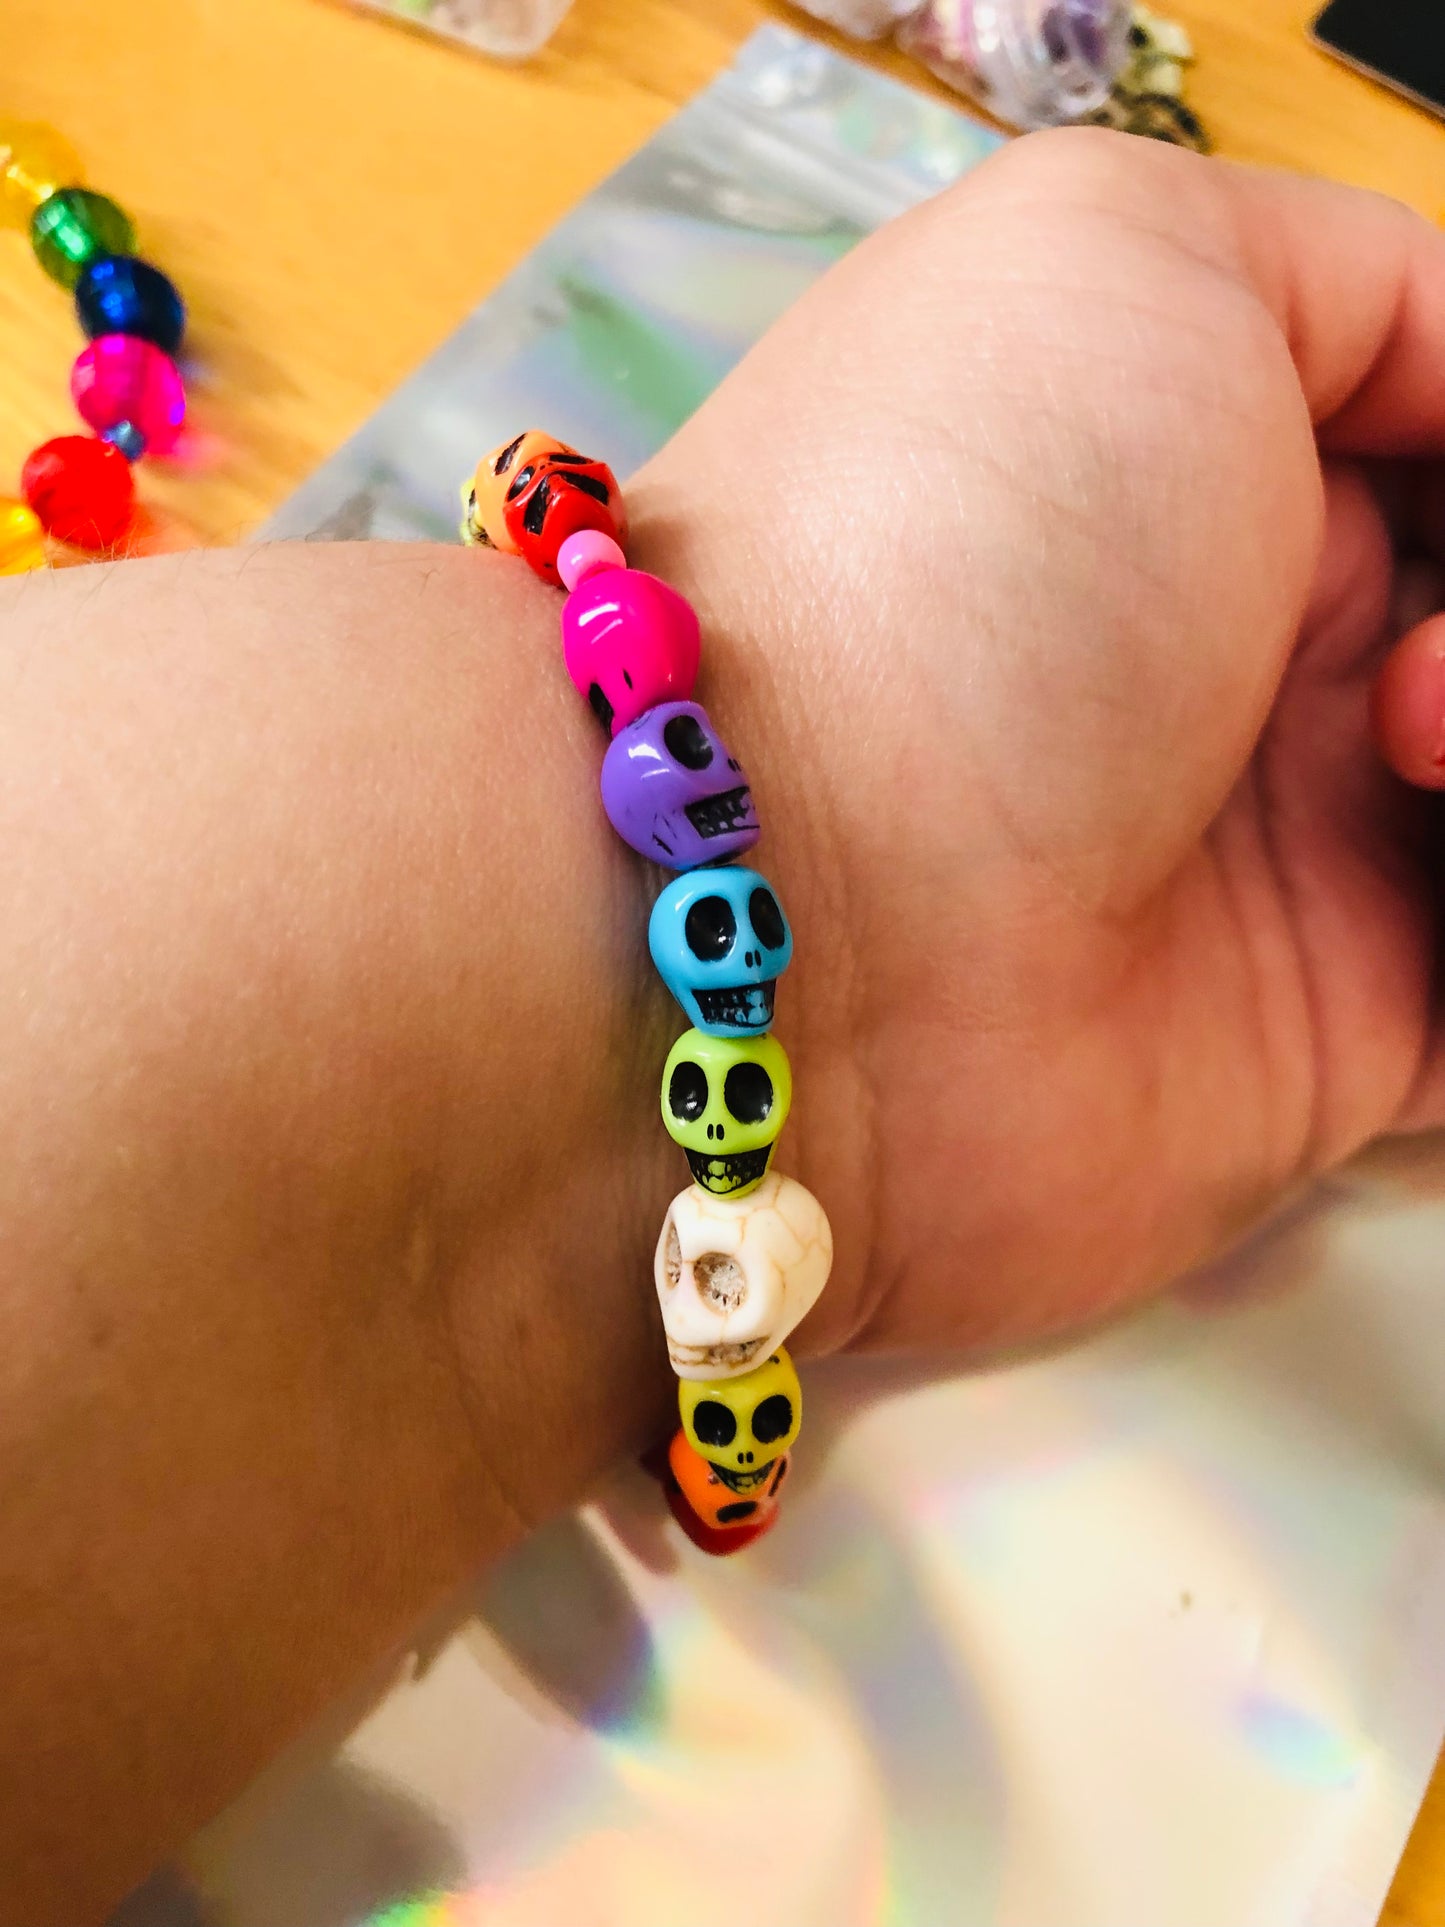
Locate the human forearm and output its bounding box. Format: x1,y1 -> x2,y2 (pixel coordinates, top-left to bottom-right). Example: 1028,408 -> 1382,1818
0,540 -> 684,1920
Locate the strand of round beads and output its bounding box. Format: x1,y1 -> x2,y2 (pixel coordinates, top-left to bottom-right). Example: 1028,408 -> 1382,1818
1,122 -> 187,573
462,433 -> 833,1555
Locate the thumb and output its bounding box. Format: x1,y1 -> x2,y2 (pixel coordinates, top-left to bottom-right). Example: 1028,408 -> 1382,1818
1373,611 -> 1445,787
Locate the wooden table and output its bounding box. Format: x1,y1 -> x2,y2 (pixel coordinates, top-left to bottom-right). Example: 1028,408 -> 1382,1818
2,0 -> 1443,1918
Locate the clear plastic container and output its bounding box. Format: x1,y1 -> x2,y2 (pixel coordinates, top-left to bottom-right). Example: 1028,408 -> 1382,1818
785,0 -> 926,37
347,0 -> 573,59
897,0 -> 1130,127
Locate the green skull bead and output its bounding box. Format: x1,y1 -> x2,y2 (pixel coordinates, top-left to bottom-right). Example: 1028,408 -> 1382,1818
661,1027 -> 792,1198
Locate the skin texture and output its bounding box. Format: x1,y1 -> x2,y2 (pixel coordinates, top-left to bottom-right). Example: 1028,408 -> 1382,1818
0,543 -> 679,1924
2,130 -> 1445,1919
630,131 -> 1445,1353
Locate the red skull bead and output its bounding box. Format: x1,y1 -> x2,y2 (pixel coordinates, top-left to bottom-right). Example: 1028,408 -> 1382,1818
463,431 -> 626,584
503,445 -> 625,585
665,1480 -> 775,1556
460,430 -> 625,586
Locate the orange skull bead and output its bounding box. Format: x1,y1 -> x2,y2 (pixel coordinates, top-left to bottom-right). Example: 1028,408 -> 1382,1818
462,430 -> 557,553
667,1427 -> 788,1534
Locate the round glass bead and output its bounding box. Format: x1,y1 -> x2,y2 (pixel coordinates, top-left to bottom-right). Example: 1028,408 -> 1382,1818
0,499 -> 47,575
30,187 -> 135,290
21,436 -> 135,552
0,121 -> 81,231
75,256 -> 185,355
101,420 -> 148,463
72,336 -> 185,452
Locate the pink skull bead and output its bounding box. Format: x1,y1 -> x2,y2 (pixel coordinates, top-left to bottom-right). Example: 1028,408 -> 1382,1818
561,566 -> 701,736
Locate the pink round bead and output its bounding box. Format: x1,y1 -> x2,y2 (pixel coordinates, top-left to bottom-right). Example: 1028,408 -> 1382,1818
70,334 -> 186,454
561,567 -> 700,736
558,528 -> 626,593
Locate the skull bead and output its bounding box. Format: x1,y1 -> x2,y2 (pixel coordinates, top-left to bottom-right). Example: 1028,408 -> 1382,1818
599,700 -> 759,870
667,1427 -> 789,1531
462,430 -> 556,552
679,1346 -> 804,1464
503,446 -> 625,585
661,1028 -> 792,1196
663,1476 -> 776,1557
655,1176 -> 831,1377
650,864 -> 792,1035
461,430 -> 625,582
562,565 -> 700,735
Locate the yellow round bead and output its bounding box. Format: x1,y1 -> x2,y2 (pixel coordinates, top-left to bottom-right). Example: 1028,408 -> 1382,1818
0,122 -> 82,231
0,500 -> 47,575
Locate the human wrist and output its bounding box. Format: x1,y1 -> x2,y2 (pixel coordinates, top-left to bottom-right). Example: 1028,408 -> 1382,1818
441,422 -> 888,1538
398,548 -> 682,1525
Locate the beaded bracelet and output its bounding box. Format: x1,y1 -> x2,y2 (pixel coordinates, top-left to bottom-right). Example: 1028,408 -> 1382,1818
1,121 -> 187,572
462,433 -> 833,1557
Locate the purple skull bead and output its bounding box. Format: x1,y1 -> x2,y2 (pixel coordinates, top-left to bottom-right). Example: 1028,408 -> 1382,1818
599,700 -> 760,869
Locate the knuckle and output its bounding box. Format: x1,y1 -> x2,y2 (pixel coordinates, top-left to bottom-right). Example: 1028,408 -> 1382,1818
980,122 -> 1201,218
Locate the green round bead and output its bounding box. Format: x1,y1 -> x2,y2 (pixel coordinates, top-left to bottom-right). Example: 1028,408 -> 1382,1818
29,187 -> 135,290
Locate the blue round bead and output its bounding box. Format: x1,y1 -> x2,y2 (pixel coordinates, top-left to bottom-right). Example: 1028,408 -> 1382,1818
101,419 -> 148,463
75,256 -> 185,355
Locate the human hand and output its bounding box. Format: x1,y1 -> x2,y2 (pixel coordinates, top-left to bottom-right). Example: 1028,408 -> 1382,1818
628,131 -> 1445,1357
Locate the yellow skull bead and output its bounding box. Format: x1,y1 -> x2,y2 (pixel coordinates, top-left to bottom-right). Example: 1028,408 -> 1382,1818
0,122 -> 82,231
679,1347 -> 802,1478
0,500 -> 46,575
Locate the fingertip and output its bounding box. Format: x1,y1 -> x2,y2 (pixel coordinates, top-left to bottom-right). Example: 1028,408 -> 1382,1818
1372,614 -> 1445,787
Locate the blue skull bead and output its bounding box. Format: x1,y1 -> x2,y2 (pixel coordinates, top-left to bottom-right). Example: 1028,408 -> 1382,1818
648,864 -> 793,1035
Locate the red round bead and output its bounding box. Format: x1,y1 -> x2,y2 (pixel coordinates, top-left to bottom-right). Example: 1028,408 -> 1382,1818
20,435 -> 135,551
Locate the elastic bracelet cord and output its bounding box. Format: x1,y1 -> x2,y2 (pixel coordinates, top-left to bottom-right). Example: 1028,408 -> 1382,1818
462,431 -> 833,1558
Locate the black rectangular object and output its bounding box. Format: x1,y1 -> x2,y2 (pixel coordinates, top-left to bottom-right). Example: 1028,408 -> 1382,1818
1311,0 -> 1445,121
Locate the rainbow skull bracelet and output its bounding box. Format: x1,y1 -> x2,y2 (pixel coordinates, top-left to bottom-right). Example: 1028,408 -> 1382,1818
462,432 -> 833,1556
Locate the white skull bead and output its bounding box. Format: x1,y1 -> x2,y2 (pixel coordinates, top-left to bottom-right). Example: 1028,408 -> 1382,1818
654,1170 -> 833,1380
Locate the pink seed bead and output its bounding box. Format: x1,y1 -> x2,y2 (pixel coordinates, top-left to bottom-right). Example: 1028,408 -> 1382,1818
558,528 -> 626,593
70,334 -> 186,454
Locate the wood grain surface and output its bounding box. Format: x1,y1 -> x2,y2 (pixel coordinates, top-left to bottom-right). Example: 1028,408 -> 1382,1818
2,1 -> 1443,1919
